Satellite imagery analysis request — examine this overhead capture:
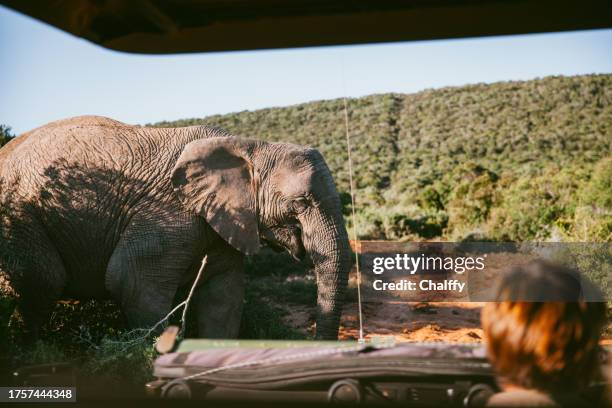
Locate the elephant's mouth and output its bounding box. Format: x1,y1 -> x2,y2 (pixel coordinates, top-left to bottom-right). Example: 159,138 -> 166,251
260,225 -> 306,261
288,235 -> 306,261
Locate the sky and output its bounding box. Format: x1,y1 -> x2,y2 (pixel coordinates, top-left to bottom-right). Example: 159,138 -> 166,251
1,6 -> 611,134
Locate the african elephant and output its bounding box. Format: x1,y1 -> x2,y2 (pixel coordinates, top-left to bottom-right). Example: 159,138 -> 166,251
0,116 -> 351,340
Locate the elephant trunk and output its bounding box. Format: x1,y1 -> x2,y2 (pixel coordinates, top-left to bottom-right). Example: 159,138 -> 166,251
300,187 -> 351,340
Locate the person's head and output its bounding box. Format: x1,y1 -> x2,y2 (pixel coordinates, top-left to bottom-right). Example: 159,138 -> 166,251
481,260 -> 607,394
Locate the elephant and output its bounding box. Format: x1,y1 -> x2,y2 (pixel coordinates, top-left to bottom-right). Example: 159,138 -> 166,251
0,116 -> 351,340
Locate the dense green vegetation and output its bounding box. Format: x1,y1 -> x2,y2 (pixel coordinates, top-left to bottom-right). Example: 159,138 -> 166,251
154,74 -> 611,242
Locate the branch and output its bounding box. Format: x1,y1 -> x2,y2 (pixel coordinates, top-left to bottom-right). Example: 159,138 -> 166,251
181,255 -> 208,334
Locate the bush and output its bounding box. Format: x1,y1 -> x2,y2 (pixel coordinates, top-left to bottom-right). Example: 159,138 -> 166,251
83,330 -> 157,386
551,244 -> 611,301
16,340 -> 67,366
446,163 -> 499,235
1,295 -> 156,386
486,165 -> 588,241
0,124 -> 14,147
564,157 -> 612,241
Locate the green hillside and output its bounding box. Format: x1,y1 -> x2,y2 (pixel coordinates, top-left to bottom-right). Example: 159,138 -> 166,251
153,74 -> 611,242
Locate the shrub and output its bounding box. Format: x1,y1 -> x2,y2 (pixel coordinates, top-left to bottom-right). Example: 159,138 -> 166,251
581,157 -> 612,209
446,163 -> 499,234
0,124 -> 14,147
486,165 -> 588,241
83,330 -> 157,386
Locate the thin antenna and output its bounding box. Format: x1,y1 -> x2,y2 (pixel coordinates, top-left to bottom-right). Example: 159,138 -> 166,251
342,96 -> 365,344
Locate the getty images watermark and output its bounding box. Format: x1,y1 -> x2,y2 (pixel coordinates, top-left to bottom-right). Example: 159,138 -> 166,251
371,253 -> 487,293
358,242 -> 610,302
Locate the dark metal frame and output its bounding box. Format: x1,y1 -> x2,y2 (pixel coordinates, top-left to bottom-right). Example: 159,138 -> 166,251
1,0 -> 611,54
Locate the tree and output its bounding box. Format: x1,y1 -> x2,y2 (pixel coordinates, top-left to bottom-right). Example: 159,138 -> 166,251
0,124 -> 14,147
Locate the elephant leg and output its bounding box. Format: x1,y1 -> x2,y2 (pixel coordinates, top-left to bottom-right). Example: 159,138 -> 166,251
116,276 -> 179,331
106,215 -> 204,332
191,247 -> 245,338
9,229 -> 66,341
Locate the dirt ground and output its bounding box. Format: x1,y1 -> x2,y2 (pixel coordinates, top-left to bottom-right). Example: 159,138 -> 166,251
280,288 -> 612,345
283,300 -> 612,345
338,300 -> 485,342
3,265 -> 610,345
282,300 -> 484,342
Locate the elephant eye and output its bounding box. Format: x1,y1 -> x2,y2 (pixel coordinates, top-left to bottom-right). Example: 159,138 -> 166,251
292,197 -> 309,213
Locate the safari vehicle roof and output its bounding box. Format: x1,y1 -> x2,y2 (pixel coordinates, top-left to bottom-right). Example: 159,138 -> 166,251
1,0 -> 611,54
153,341 -> 493,388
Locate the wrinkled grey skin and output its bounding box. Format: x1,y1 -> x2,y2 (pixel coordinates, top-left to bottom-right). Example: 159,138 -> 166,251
0,116 -> 350,340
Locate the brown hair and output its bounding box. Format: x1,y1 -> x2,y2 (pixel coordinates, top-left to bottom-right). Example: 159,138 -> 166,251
481,260 -> 607,393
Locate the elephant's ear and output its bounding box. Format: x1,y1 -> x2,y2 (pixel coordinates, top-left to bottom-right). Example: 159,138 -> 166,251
171,137 -> 260,255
